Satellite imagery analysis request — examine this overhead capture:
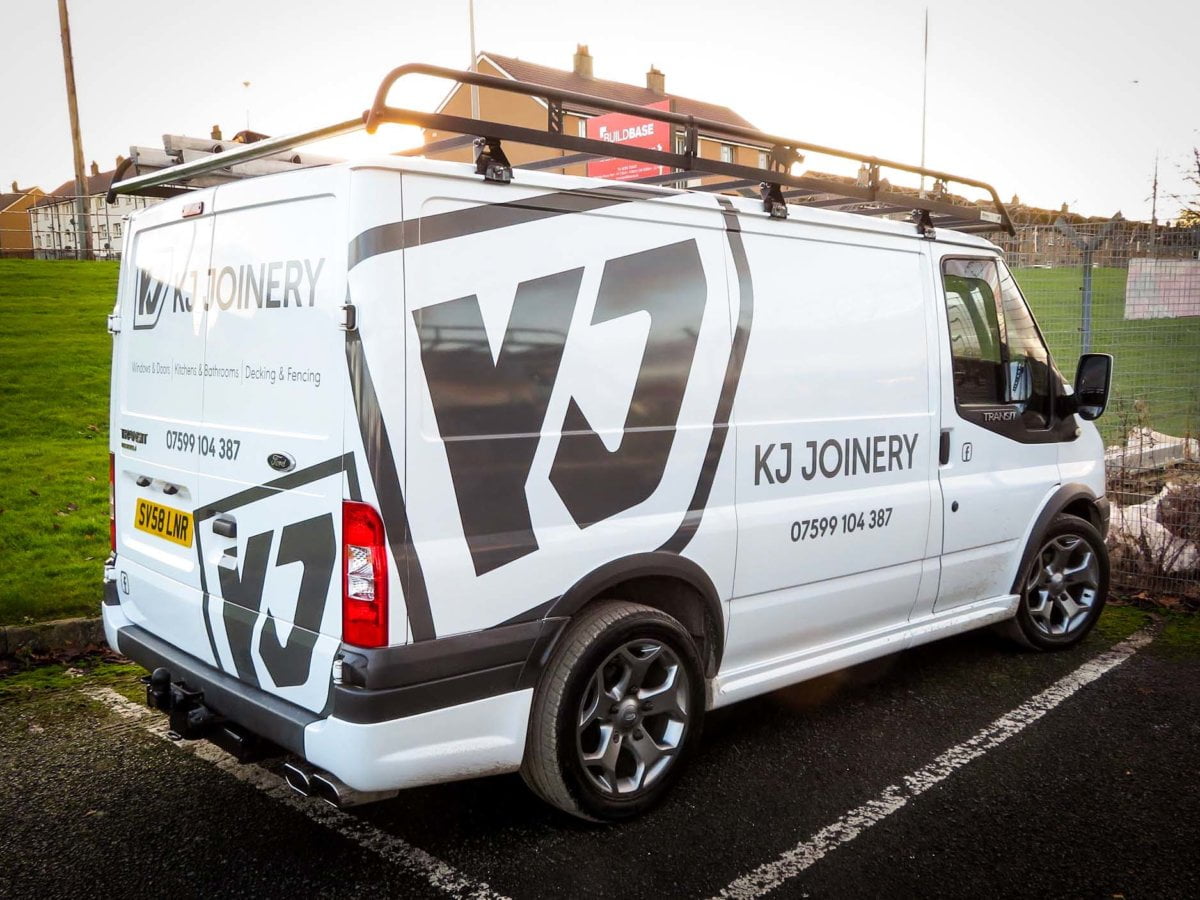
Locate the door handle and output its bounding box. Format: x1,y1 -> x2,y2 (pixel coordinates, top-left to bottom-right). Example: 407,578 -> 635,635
939,430 -> 951,466
212,514 -> 237,538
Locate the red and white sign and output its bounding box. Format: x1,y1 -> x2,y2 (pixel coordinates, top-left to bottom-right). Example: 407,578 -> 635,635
586,100 -> 670,182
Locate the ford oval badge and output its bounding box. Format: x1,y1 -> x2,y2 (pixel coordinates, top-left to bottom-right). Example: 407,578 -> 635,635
267,452 -> 296,473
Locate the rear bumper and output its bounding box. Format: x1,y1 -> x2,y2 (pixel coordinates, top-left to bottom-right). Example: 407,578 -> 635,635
102,603 -> 533,792
111,616 -> 316,754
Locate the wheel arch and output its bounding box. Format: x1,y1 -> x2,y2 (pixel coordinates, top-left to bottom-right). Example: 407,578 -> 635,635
1010,482 -> 1103,595
543,553 -> 726,679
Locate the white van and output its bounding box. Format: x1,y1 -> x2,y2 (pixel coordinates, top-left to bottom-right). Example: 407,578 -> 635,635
103,66 -> 1114,821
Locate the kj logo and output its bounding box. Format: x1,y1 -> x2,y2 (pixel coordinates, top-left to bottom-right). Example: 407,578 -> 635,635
132,256 -> 325,331
415,239 -> 709,576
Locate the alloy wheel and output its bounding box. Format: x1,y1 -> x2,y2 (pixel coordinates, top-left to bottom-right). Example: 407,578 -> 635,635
575,639 -> 690,796
1024,534 -> 1100,637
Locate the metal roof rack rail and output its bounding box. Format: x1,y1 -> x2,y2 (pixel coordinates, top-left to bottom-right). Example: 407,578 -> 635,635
110,63 -> 1014,237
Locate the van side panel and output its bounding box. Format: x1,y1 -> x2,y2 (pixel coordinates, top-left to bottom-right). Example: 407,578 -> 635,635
391,172 -> 739,639
723,224 -> 937,678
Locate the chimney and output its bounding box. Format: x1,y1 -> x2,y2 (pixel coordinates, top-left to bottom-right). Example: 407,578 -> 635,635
646,65 -> 665,95
212,124 -> 223,141
115,154 -> 126,167
573,44 -> 593,79
10,181 -> 17,192
90,160 -> 99,176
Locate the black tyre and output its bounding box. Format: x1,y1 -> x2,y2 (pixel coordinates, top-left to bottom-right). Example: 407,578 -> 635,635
1002,513 -> 1109,651
521,600 -> 705,822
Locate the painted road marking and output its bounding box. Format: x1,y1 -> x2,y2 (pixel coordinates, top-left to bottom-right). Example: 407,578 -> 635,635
84,685 -> 509,900
712,625 -> 1158,900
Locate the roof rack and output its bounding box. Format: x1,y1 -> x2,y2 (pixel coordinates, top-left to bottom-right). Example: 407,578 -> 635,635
110,63 -> 1014,237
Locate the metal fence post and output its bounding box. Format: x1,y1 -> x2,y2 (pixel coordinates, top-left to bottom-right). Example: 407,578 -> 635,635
1055,214 -> 1122,355
1081,245 -> 1094,353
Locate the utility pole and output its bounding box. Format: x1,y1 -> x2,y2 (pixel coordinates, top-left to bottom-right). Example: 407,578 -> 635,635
468,0 -> 479,119
57,0 -> 92,260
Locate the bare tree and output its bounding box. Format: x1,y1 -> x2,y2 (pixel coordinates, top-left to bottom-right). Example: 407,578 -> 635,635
1179,148 -> 1200,226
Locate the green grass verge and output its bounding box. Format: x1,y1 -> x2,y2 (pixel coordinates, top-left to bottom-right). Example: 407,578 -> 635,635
1156,609 -> 1200,658
0,656 -> 145,701
1014,266 -> 1200,441
0,260 -> 118,624
1092,603 -> 1155,643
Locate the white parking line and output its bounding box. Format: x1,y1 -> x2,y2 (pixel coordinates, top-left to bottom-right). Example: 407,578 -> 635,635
83,685 -> 510,900
711,625 -> 1158,900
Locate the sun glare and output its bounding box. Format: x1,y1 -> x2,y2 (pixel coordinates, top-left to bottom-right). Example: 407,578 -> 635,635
303,123 -> 424,162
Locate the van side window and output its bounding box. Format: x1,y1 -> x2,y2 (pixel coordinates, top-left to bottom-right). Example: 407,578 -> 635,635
942,259 -> 1005,406
996,261 -> 1053,429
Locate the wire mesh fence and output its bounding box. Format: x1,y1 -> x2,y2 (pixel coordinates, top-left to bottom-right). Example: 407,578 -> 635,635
998,220 -> 1200,602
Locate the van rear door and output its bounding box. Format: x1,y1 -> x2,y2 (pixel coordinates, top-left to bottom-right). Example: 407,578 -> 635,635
192,173 -> 348,713
112,191 -> 216,661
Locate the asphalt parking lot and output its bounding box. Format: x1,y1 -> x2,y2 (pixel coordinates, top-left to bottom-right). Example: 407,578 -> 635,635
3,606 -> 1198,899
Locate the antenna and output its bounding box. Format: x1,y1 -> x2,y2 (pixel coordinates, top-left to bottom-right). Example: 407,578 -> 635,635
468,0 -> 479,120
919,7 -> 929,196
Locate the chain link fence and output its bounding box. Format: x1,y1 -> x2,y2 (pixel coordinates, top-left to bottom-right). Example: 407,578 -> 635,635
996,220 -> 1200,603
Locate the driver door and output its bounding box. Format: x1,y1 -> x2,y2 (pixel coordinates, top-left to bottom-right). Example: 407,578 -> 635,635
933,253 -> 1064,612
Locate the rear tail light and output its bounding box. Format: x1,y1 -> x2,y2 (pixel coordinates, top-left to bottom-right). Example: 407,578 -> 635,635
108,452 -> 116,552
342,501 -> 388,648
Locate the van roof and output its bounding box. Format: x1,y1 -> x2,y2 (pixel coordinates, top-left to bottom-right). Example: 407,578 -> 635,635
345,155 -> 1001,252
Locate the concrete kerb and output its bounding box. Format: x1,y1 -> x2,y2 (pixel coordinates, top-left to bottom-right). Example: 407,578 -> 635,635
0,616 -> 105,658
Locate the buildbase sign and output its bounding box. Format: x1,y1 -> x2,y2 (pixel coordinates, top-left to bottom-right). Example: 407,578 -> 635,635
586,100 -> 670,182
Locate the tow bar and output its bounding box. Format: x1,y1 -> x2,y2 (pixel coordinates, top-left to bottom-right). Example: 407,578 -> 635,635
142,667 -> 276,763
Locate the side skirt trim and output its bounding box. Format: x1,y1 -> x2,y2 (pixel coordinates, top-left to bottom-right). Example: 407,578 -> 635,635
711,594 -> 1019,709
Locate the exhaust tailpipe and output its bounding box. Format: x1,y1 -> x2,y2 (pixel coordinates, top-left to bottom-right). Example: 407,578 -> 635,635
309,770 -> 399,808
283,762 -> 313,797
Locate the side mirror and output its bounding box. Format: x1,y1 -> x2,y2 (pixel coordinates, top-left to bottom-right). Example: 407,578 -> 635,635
1072,353 -> 1113,420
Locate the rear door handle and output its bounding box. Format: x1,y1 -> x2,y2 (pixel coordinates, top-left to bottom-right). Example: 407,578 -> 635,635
212,514 -> 237,538
939,430 -> 951,466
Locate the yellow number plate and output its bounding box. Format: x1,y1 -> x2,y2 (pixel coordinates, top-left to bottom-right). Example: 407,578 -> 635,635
133,498 -> 194,548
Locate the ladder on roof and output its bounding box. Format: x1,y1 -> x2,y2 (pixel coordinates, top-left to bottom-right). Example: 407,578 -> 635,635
109,63 -> 1014,237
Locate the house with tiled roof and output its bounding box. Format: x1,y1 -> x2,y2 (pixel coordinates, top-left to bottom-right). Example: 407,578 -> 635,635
421,46 -> 771,181
0,183 -> 45,259
30,160 -> 159,259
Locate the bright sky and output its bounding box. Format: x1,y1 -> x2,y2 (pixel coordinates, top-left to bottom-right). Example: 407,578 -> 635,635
2,0 -> 1197,220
